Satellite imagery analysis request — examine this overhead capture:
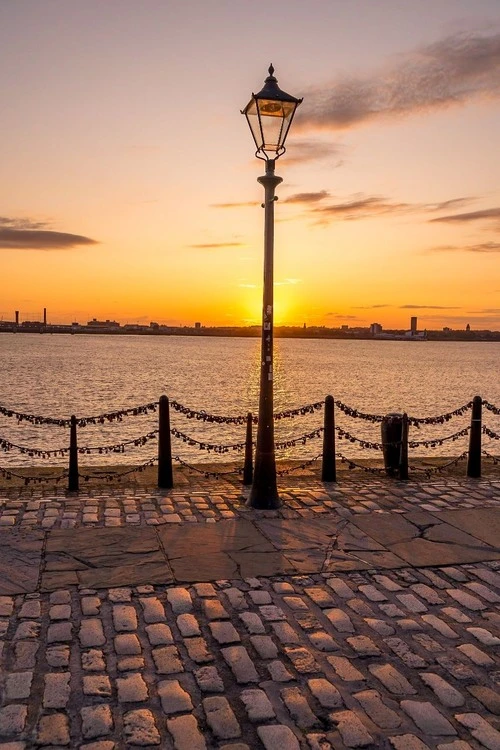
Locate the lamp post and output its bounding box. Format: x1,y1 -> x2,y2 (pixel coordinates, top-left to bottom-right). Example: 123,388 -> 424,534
242,65 -> 302,509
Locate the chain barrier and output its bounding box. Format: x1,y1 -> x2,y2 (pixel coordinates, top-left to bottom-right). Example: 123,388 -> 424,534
173,455 -> 243,479
482,450 -> 500,465
409,451 -> 468,477
483,426 -> 500,440
276,455 -> 321,476
483,400 -> 500,415
334,401 -> 384,423
336,427 -> 385,450
275,428 -> 323,449
170,399 -> 325,424
78,456 -> 157,482
170,428 -> 246,453
408,426 -> 470,448
0,430 -> 159,458
407,401 -> 473,426
0,465 -> 68,485
0,402 -> 158,427
336,452 -> 387,475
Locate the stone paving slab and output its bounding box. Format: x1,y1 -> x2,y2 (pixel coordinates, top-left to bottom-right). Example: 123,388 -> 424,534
0,529 -> 43,595
3,507 -> 500,596
430,508 -> 500,550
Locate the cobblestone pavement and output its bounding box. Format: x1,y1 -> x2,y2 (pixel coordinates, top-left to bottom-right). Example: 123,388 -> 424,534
0,477 -> 499,749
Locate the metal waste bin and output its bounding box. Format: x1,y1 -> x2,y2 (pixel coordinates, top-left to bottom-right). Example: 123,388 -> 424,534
381,413 -> 404,477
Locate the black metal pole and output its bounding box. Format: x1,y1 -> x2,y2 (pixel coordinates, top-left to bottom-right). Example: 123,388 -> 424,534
248,159 -> 282,509
158,395 -> 173,489
243,412 -> 253,486
467,395 -> 482,478
321,395 -> 336,482
68,415 -> 79,492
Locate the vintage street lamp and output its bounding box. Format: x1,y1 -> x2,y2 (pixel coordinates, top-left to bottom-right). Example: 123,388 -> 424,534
242,65 -> 302,509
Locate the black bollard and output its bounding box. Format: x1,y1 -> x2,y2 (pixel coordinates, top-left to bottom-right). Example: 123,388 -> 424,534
243,412 -> 253,485
158,395 -> 173,489
467,395 -> 482,478
399,413 -> 409,480
381,413 -> 404,478
321,395 -> 336,482
68,415 -> 79,492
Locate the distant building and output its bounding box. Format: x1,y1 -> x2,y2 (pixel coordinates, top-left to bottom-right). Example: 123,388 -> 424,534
341,325 -> 349,331
195,322 -> 201,329
466,323 -> 471,332
410,316 -> 417,334
370,323 -> 382,335
87,318 -> 120,328
443,326 -> 451,332
150,322 -> 159,330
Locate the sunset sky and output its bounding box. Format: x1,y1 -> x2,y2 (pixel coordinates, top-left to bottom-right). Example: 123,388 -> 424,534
1,0 -> 500,330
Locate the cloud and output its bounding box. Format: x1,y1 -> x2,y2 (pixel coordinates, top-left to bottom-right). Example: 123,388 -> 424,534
297,31 -> 500,131
283,191 -> 330,204
275,278 -> 302,286
306,193 -> 475,225
311,195 -> 410,221
238,283 -> 257,289
425,241 -> 500,253
188,242 -> 244,249
211,201 -> 260,209
0,217 -> 98,250
399,304 -> 460,310
354,304 -> 391,309
283,139 -> 343,165
430,207 -> 500,225
325,312 -> 361,320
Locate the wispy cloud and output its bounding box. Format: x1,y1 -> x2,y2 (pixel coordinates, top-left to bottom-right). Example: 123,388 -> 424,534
425,241 -> 500,254
325,312 -> 362,320
311,195 -> 410,222
430,207 -> 500,226
275,278 -> 302,286
187,242 -> 245,249
284,139 -> 343,165
354,304 -> 391,309
0,217 -> 98,250
297,31 -> 500,132
283,191 -> 330,204
211,201 -> 260,209
399,304 -> 460,310
238,283 -> 257,289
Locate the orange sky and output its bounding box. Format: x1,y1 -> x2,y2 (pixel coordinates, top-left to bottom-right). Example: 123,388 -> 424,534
1,1 -> 500,330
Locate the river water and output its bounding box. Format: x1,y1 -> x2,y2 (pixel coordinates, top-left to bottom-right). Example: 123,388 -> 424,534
0,333 -> 499,468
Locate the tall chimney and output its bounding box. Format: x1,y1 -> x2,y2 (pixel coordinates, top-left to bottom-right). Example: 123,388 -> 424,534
43,308 -> 47,325
15,311 -> 19,325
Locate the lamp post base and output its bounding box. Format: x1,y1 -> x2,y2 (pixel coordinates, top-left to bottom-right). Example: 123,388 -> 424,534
247,452 -> 281,509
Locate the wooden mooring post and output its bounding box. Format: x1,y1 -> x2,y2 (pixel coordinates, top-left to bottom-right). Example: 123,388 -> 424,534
158,395 -> 173,489
68,415 -> 79,492
243,412 -> 253,485
321,395 -> 336,482
467,395 -> 482,478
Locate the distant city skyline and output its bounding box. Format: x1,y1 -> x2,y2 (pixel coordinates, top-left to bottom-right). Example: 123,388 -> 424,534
1,1 -> 499,329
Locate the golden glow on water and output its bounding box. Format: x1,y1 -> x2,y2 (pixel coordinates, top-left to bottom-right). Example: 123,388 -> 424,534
1,334 -> 499,468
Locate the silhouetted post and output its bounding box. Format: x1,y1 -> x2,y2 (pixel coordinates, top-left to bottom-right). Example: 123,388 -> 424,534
243,412 -> 253,485
399,413 -> 409,480
467,395 -> 482,478
158,395 -> 173,489
321,395 -> 336,482
68,415 -> 79,492
381,413 -> 403,478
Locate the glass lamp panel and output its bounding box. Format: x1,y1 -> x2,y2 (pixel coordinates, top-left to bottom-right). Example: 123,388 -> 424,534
244,99 -> 264,150
258,99 -> 297,151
